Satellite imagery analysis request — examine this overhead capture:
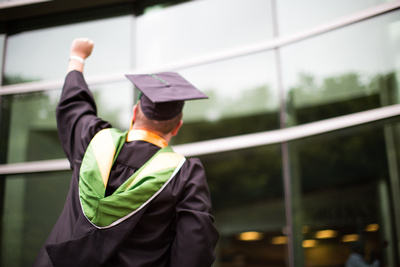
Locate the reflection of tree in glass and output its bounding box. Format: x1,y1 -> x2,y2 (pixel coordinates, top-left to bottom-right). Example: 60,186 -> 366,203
288,71 -> 396,125
7,90 -> 61,162
198,71 -> 396,214
201,145 -> 283,211
178,71 -> 397,145
173,84 -> 279,144
3,74 -> 39,85
4,74 -> 123,127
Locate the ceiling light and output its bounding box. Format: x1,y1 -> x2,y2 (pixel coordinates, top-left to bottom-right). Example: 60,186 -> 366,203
303,239 -> 317,248
237,231 -> 264,241
271,236 -> 287,245
342,234 -> 359,242
316,230 -> 338,239
365,224 -> 379,232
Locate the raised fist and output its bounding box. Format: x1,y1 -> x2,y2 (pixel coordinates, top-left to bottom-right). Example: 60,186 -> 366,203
70,38 -> 94,59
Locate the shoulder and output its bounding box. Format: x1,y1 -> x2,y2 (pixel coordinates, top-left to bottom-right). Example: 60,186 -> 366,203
181,157 -> 205,175
173,157 -> 208,188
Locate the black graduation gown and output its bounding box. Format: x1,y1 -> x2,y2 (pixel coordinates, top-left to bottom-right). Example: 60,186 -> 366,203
33,71 -> 219,267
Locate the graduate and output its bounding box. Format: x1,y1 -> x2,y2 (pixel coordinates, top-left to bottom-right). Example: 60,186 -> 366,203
33,38 -> 219,267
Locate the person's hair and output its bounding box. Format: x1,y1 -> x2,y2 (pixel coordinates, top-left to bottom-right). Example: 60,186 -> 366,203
135,101 -> 182,135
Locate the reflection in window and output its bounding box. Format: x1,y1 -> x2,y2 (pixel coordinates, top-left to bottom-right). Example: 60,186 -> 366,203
170,51 -> 279,144
136,0 -> 273,68
199,145 -> 286,266
90,81 -> 134,131
289,119 -> 400,267
6,90 -> 62,163
1,171 -> 71,267
5,81 -> 132,164
281,10 -> 400,126
4,16 -> 132,84
277,0 -> 396,35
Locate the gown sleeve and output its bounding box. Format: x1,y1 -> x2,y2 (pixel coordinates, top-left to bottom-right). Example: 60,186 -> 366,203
56,70 -> 111,166
170,158 -> 219,267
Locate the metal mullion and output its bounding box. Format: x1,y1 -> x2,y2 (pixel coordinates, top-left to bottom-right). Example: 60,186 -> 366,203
271,0 -> 296,265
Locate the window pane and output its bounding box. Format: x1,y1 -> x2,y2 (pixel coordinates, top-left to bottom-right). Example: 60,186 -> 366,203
5,81 -> 132,163
1,171 -> 71,267
5,90 -> 62,163
4,16 -> 132,84
170,51 -> 279,144
282,10 -> 400,126
289,118 -> 400,267
200,145 -> 286,266
136,0 -> 273,68
277,0 -> 396,35
90,81 -> 133,131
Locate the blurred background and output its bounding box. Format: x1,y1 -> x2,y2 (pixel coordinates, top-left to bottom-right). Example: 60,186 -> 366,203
0,0 -> 400,266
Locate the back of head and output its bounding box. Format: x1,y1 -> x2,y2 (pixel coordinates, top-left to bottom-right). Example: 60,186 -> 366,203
135,101 -> 182,135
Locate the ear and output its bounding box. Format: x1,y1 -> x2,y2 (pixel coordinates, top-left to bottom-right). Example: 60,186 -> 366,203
132,105 -> 138,122
129,105 -> 138,131
171,120 -> 183,136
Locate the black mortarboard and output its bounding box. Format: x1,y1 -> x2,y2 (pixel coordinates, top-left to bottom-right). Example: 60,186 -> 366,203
125,72 -> 208,121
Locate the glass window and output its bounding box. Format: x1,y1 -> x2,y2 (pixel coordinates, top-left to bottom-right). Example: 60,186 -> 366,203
281,10 -> 400,126
136,0 -> 273,68
199,144 -> 286,266
288,118 -> 400,267
5,90 -> 62,164
90,81 -> 134,131
5,80 -> 133,164
4,15 -> 133,84
169,51 -> 279,144
277,0 -> 396,35
1,171 -> 71,267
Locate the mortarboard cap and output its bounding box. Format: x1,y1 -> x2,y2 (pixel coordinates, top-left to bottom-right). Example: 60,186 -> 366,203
125,72 -> 208,121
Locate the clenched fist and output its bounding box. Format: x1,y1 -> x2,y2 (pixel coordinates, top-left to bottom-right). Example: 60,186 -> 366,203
70,38 -> 94,59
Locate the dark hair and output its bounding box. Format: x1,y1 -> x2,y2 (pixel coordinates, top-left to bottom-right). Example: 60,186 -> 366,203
135,101 -> 182,135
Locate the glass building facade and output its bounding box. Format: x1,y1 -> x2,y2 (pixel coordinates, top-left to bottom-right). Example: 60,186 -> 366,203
1,0 -> 400,266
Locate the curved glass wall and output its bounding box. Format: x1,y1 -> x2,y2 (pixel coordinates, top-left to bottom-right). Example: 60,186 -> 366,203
277,0 -> 397,35
200,144 -> 286,266
281,10 -> 400,126
171,51 -> 279,144
136,0 -> 274,68
1,171 -> 72,267
1,1 -> 400,266
3,16 -> 133,84
289,118 -> 400,267
5,81 -> 132,164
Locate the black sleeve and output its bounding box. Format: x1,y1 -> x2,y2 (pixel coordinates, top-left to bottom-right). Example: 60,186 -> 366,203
56,70 -> 111,166
170,158 -> 219,267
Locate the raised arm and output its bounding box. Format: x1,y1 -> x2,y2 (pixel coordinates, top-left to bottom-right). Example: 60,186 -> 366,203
67,38 -> 94,73
57,38 -> 111,165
